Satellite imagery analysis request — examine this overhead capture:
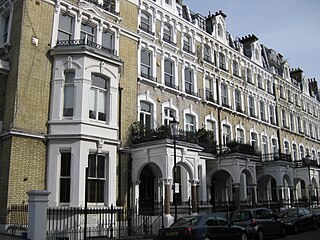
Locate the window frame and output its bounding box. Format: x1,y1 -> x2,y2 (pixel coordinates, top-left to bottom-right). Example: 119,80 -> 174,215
87,153 -> 106,203
57,13 -> 74,41
89,74 -> 109,122
185,114 -> 196,132
139,100 -> 153,130
140,48 -> 153,80
63,71 -> 75,117
164,58 -> 175,88
221,83 -> 228,107
184,67 -> 194,95
59,151 -> 71,203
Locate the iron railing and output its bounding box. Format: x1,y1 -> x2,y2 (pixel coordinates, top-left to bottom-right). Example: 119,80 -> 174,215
56,39 -> 116,55
82,0 -> 119,15
6,204 -> 28,235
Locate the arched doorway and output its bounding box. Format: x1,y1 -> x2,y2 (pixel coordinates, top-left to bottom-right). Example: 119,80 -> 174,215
139,164 -> 162,215
210,170 -> 233,210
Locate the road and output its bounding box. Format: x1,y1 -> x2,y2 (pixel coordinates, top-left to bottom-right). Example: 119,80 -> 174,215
273,228 -> 320,240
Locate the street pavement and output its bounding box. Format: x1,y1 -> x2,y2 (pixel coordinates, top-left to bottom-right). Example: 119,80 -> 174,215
0,233 -> 21,240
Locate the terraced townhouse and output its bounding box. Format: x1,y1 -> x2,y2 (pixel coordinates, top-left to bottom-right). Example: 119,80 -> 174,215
0,0 -> 319,230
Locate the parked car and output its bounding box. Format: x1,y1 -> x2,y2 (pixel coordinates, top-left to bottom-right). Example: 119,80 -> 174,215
230,208 -> 286,240
311,207 -> 320,227
158,215 -> 248,240
278,207 -> 318,234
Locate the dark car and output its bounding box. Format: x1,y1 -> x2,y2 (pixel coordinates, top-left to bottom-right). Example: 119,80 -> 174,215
311,207 -> 320,227
158,215 -> 248,240
278,207 -> 318,234
230,208 -> 286,240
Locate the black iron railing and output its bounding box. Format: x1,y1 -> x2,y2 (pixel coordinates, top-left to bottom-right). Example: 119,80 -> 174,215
262,153 -> 292,162
83,0 -> 119,15
139,25 -> 155,35
56,39 -> 116,55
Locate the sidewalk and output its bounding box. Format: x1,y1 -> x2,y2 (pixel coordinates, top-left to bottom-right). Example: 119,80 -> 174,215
0,233 -> 21,240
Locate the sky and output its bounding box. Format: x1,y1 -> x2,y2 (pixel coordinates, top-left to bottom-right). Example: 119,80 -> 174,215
183,0 -> 320,82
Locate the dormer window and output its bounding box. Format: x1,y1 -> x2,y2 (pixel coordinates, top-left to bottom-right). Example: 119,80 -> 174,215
255,49 -> 260,60
217,24 -> 223,37
165,0 -> 172,5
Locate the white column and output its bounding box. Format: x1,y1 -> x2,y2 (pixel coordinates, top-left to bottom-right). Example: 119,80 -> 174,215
27,190 -> 50,240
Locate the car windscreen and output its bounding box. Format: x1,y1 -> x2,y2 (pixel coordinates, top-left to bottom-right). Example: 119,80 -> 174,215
230,211 -> 252,221
170,216 -> 201,227
279,209 -> 297,218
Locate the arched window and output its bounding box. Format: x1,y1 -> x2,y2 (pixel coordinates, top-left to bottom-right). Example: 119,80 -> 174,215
183,34 -> 192,53
163,23 -> 173,43
140,11 -> 152,33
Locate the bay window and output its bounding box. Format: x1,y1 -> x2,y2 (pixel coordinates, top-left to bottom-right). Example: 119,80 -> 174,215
89,74 -> 109,121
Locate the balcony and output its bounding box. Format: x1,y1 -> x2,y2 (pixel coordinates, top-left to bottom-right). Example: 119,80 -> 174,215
183,46 -> 194,55
140,72 -> 157,82
223,141 -> 260,156
83,0 -> 119,15
56,39 -> 116,55
165,79 -> 178,90
139,25 -> 155,36
185,89 -> 198,97
130,124 -> 264,157
162,37 -> 176,46
130,123 -> 198,145
262,153 -> 292,162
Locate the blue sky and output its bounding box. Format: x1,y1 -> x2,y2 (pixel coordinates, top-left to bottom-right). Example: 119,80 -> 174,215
183,0 -> 320,82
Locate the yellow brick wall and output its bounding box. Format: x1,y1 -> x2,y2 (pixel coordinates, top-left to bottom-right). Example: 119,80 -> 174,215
5,0 -> 53,134
118,1 -> 139,206
0,138 -> 12,224
7,136 -> 46,206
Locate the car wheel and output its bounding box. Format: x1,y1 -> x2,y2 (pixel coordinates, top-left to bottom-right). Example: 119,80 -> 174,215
293,223 -> 299,234
313,221 -> 318,230
240,232 -> 248,240
256,230 -> 264,240
280,226 -> 286,237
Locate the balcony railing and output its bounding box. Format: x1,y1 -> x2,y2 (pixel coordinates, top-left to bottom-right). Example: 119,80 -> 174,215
83,0 -> 119,15
139,25 -> 155,36
262,153 -> 292,162
165,80 -> 179,90
162,37 -> 176,46
185,89 -> 198,97
140,72 -> 157,82
56,39 -> 116,55
131,124 -> 265,157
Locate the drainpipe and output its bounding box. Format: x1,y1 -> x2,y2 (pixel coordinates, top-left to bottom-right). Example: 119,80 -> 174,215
118,86 -> 123,206
216,77 -> 222,153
